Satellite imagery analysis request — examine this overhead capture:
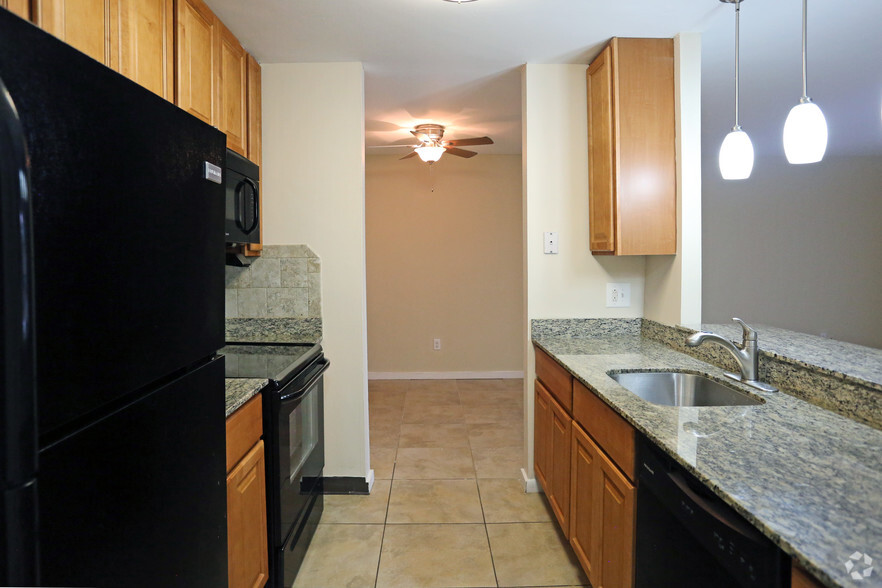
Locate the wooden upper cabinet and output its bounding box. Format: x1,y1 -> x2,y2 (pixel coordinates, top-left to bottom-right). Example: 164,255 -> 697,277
175,0 -> 219,126
34,0 -> 113,64
587,37 -> 677,256
588,44 -> 615,254
219,21 -> 247,156
247,54 -> 262,165
110,0 -> 174,100
1,0 -> 31,20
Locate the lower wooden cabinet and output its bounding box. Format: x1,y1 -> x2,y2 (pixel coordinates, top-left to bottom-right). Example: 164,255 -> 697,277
549,393 -> 572,529
534,381 -> 551,490
596,444 -> 635,588
569,424 -> 600,581
227,440 -> 269,588
792,563 -> 825,588
226,394 -> 268,588
570,423 -> 635,588
534,380 -> 572,530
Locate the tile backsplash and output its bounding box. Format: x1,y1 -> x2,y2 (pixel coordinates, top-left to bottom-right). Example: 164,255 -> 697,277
225,245 -> 321,319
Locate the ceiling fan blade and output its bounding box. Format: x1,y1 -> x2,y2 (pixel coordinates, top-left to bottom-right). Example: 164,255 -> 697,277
445,136 -> 493,147
445,147 -> 477,158
399,151 -> 418,160
410,130 -> 429,142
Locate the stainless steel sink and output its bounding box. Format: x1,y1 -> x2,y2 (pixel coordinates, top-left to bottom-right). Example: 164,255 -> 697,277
608,371 -> 763,407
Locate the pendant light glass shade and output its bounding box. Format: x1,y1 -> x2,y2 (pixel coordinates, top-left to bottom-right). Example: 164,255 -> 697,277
415,145 -> 445,162
718,0 -> 752,180
784,0 -> 827,164
783,100 -> 828,164
719,129 -> 755,180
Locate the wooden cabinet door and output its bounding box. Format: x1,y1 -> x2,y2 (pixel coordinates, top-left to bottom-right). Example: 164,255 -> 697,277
596,449 -> 635,588
570,424 -> 601,586
247,54 -> 262,165
244,53 -> 263,255
587,43 -> 615,254
549,393 -> 572,530
792,563 -> 825,588
110,0 -> 174,100
227,440 -> 269,588
533,381 -> 551,492
34,0 -> 113,65
175,0 -> 218,125
219,21 -> 247,156
1,0 -> 31,19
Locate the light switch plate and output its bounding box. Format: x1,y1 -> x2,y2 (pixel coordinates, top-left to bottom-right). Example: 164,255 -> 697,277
544,232 -> 559,254
606,283 -> 631,307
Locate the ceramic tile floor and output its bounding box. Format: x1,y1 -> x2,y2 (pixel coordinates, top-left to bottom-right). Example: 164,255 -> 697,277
292,378 -> 589,588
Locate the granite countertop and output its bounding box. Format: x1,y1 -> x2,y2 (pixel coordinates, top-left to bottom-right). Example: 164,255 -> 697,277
701,323 -> 882,390
222,316 -> 323,417
225,378 -> 267,417
533,333 -> 882,588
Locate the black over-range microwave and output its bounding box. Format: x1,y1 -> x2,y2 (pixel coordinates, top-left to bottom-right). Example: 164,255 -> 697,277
225,149 -> 259,245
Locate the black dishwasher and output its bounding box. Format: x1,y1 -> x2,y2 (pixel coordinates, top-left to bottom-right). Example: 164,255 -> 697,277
635,435 -> 789,587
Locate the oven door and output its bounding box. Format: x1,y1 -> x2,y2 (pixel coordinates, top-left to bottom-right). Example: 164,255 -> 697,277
268,354 -> 329,547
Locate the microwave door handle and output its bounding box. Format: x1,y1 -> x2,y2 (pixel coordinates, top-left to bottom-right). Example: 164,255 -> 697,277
242,178 -> 258,234
234,180 -> 245,230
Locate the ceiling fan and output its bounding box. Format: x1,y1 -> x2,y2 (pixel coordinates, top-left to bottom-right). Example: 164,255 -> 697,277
378,124 -> 494,163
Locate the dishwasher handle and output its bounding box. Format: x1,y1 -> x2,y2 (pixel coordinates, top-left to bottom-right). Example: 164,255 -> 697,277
666,467 -> 766,545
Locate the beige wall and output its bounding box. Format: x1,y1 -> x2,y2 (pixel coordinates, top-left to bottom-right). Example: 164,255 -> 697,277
365,154 -> 524,376
644,33 -> 703,329
261,62 -> 370,481
522,64 -> 648,487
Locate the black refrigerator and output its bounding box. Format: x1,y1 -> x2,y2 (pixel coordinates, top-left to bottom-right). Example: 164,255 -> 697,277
0,9 -> 228,587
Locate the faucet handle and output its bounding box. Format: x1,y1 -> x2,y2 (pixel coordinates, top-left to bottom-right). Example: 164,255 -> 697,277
732,318 -> 757,342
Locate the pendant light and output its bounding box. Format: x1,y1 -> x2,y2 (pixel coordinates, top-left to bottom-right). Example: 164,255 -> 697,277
783,0 -> 827,164
718,0 -> 754,180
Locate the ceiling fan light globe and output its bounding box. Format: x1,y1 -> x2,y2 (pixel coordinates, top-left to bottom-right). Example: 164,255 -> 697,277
719,129 -> 754,180
783,101 -> 828,164
415,145 -> 445,162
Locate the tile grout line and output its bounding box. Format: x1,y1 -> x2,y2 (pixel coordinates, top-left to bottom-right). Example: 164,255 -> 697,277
372,444 -> 396,588
474,469 -> 501,588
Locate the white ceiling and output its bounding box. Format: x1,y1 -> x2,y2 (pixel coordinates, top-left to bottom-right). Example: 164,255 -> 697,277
206,0 -> 882,158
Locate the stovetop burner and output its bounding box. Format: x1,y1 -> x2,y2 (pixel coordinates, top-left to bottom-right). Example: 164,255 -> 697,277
220,342 -> 320,387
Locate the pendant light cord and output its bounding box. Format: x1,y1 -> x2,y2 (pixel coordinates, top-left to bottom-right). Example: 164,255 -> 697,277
801,0 -> 809,100
734,0 -> 741,129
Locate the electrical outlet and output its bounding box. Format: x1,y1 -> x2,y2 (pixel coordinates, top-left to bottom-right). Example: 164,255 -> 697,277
543,232 -> 559,254
606,283 -> 631,308
433,338 -> 441,351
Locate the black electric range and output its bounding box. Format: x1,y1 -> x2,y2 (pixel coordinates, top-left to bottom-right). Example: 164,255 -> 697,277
221,342 -> 322,388
220,341 -> 329,587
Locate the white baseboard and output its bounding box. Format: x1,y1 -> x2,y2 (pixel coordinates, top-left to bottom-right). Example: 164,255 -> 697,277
366,469 -> 375,493
521,468 -> 541,494
368,370 -> 524,380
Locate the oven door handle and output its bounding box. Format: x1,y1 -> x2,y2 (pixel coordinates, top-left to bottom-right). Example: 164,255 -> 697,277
280,358 -> 330,402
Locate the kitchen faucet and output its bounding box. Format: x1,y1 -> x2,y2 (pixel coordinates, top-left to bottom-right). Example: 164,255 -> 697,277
685,318 -> 778,393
